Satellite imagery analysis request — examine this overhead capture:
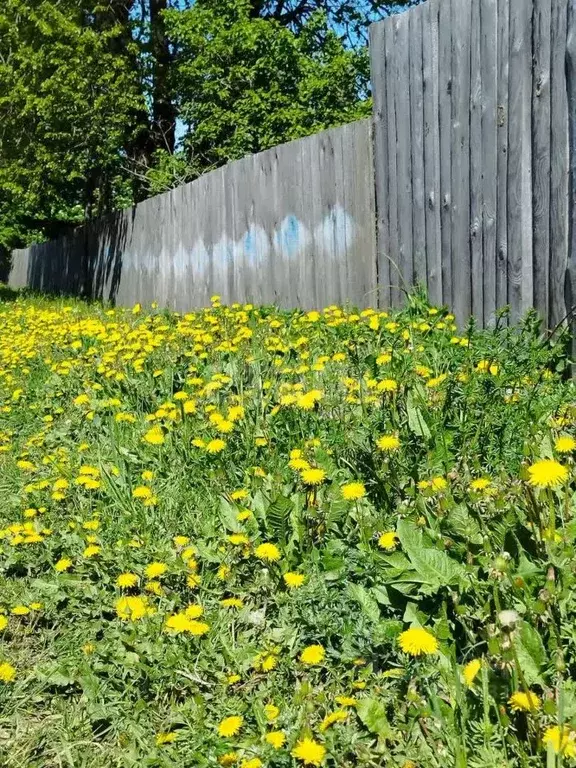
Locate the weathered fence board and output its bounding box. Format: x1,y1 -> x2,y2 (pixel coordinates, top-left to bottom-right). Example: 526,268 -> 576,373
370,0 -> 575,330
10,0 -> 576,332
10,120 -> 377,311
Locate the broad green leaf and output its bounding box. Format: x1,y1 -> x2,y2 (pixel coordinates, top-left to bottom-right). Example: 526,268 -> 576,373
515,622 -> 547,686
406,388 -> 431,439
218,496 -> 242,532
446,505 -> 482,545
347,583 -> 380,622
397,520 -> 467,590
356,697 -> 391,738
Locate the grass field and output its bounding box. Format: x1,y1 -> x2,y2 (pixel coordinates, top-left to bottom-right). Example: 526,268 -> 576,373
1,289 -> 576,767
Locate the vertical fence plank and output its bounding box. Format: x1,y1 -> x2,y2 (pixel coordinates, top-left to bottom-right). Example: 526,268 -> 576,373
507,0 -> 533,321
550,0 -> 570,327
496,0 -> 510,314
567,0 -> 576,343
370,22 -> 390,308
423,0 -> 443,306
532,0 -> 552,325
451,0 -> 472,326
470,0 -> 484,323
409,6 -> 427,289
394,12 -> 414,303
439,0 -> 453,308
481,0 -> 498,323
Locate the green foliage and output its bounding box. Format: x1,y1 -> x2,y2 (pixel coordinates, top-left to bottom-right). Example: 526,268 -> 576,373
0,292 -> 575,765
163,0 -> 371,182
0,0 -> 145,249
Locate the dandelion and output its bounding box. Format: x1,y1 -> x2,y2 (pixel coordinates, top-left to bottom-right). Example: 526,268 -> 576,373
301,468 -> 326,485
319,710 -> 347,731
463,658 -> 482,687
398,627 -> 438,656
11,605 -> 30,616
254,543 -> 281,561
265,731 -> 285,748
300,644 -> 325,665
55,557 -> 73,572
228,533 -> 250,546
0,616 -> 7,631
470,477 -> 491,491
0,662 -> 16,683
218,753 -> 238,766
143,426 -> 165,445
206,438 -> 226,454
241,760 -> 262,768
508,691 -> 541,712
527,459 -> 568,488
555,435 -> 576,453
145,562 -> 167,579
115,595 -> 152,621
218,716 -> 243,738
543,726 -> 576,757
133,486 -> 153,499
341,482 -> 366,500
284,572 -> 305,588
221,598 -> 244,609
378,531 -> 398,550
156,732 -> 178,745
376,435 -> 400,451
335,696 -> 357,707
117,573 -> 138,588
83,545 -> 100,558
291,737 -> 326,766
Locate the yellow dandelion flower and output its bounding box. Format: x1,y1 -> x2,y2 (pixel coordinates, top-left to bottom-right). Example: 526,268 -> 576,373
527,459 -> 568,488
265,730 -> 285,749
398,627 -> 438,656
378,531 -> 398,550
334,696 -> 357,707
0,616 -> 7,631
291,738 -> 326,766
543,726 -> 576,757
115,595 -> 151,621
145,562 -> 167,579
508,690 -> 541,712
341,482 -> 366,500
470,477 -> 491,491
83,545 -> 100,558
133,485 -> 152,499
185,604 -> 204,618
254,543 -> 281,561
376,435 -> 400,452
218,715 -> 243,738
463,658 -> 482,687
0,662 -> 16,683
283,572 -> 305,588
55,557 -> 73,572
143,425 -> 165,445
240,760 -> 262,768
555,435 -> 576,453
156,732 -> 178,745
301,468 -> 326,486
221,598 -> 244,609
11,605 -> 30,616
228,533 -> 250,546
300,644 -> 325,665
319,710 -> 347,731
218,753 -> 238,766
116,572 -> 138,588
206,438 -> 226,454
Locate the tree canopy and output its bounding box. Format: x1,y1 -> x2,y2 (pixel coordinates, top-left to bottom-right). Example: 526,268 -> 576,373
0,0 -> 414,250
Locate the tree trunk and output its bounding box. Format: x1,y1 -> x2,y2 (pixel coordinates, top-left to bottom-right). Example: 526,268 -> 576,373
150,0 -> 176,154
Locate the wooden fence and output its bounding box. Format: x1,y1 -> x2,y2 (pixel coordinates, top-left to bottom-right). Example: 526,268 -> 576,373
9,0 -> 576,329
370,0 -> 576,327
9,121 -> 377,311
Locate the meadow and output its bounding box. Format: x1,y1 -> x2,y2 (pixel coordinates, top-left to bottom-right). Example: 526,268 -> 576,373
0,289 -> 576,767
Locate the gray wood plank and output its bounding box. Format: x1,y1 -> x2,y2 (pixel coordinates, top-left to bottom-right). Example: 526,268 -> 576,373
409,6 -> 427,289
450,0 -> 472,325
532,0 -> 552,326
507,0 -> 533,321
496,0 -> 510,314
438,0 -> 453,308
470,0 -> 484,323
384,19 -> 401,305
550,0 -> 569,327
394,12 -> 414,305
369,22 -> 390,309
567,0 -> 576,345
422,0 -> 443,306
480,0 -> 498,324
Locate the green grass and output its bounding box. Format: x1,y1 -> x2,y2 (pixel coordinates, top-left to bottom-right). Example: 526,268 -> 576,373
0,290 -> 575,767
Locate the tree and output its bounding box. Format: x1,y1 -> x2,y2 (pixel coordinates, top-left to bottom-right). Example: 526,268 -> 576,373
0,0 -> 146,249
150,0 -> 371,193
